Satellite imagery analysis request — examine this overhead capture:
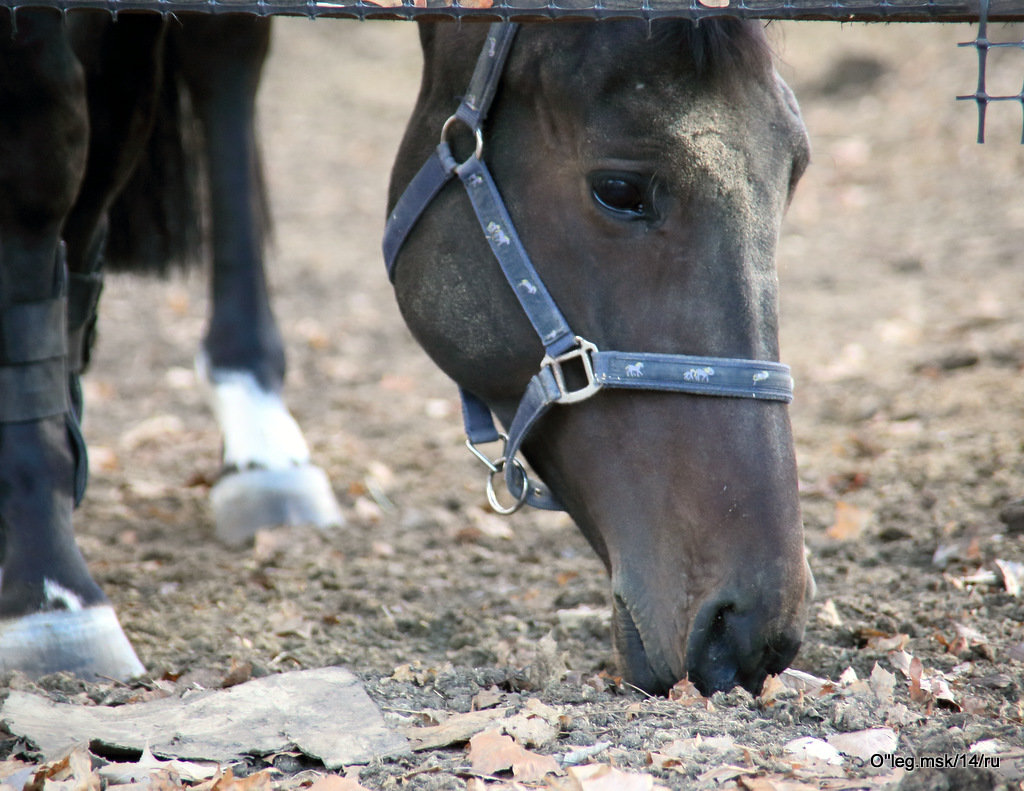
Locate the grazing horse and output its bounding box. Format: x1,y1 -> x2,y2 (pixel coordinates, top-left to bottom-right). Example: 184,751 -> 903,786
0,10 -> 339,680
387,20 -> 814,695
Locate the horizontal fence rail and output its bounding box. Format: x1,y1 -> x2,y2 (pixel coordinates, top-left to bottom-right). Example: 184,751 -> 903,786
0,0 -> 1023,21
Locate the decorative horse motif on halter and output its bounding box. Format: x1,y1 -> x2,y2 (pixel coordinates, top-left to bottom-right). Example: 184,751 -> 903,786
682,366 -> 715,383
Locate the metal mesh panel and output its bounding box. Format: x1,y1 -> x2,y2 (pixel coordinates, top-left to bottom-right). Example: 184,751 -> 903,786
958,0 -> 1024,141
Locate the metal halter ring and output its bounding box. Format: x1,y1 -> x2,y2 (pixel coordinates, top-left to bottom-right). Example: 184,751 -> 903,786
441,115 -> 484,163
486,456 -> 529,515
466,435 -> 529,515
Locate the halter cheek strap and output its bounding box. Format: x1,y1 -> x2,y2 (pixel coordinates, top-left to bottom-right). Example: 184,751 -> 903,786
383,22 -> 794,515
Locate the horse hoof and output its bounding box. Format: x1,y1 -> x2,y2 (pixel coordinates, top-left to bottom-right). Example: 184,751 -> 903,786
210,463 -> 344,546
0,605 -> 145,681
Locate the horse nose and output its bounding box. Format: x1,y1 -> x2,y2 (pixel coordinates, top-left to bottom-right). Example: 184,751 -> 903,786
685,596 -> 803,697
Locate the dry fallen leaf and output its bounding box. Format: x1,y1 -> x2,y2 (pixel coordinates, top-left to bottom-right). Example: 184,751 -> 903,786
306,775 -> 373,791
389,661 -> 442,686
869,662 -> 896,704
696,764 -> 756,785
120,414 -> 186,451
28,747 -> 99,791
559,742 -> 612,767
758,674 -> 788,706
471,686 -> 503,711
646,751 -> 684,771
826,501 -> 870,541
866,632 -> 909,652
222,659 -> 253,688
88,445 -> 120,474
817,599 -> 843,627
939,622 -> 992,658
783,737 -> 844,767
932,536 -> 981,568
889,650 -> 960,711
908,655 -> 928,703
402,708 -> 509,750
468,730 -> 560,784
995,558 -> 1024,596
209,769 -> 273,791
567,763 -> 667,790
826,727 -> 898,762
668,677 -> 711,709
738,776 -> 823,791
502,712 -> 557,747
779,668 -> 834,697
523,698 -> 562,724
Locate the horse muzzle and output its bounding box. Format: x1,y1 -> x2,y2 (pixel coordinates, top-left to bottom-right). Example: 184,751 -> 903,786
611,561 -> 810,697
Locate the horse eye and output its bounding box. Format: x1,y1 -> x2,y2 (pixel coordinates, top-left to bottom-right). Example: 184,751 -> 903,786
591,174 -> 648,217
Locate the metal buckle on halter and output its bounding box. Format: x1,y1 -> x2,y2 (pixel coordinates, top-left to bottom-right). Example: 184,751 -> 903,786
465,434 -> 529,515
541,336 -> 601,405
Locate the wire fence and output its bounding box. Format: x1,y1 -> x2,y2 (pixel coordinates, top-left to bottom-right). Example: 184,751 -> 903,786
958,0 -> 1024,141
0,0 -> 1020,21
1,0 -> 1022,140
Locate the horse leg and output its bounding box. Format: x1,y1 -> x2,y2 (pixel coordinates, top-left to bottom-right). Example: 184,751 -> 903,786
173,16 -> 342,545
0,8 -> 142,679
64,13 -> 172,409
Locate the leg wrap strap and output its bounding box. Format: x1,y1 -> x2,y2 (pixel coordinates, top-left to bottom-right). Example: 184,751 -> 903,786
0,294 -> 70,422
0,251 -> 88,505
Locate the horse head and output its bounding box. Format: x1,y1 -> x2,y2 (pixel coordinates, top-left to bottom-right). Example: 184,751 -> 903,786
388,19 -> 813,696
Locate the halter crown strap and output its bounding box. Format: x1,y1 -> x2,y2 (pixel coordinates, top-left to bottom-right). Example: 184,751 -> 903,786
383,23 -> 520,280
455,24 -> 519,131
384,22 -> 794,515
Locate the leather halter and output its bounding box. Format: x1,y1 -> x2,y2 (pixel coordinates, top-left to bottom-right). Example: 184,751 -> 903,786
383,22 -> 794,514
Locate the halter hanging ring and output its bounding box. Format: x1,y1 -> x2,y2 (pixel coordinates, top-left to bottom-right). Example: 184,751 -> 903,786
441,115 -> 484,162
486,457 -> 529,515
466,435 -> 530,514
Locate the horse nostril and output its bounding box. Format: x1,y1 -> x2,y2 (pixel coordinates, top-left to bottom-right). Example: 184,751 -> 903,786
687,603 -> 741,696
686,600 -> 802,697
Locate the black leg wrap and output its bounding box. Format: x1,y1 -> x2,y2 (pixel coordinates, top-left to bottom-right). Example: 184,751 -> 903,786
0,248 -> 89,506
0,280 -> 69,423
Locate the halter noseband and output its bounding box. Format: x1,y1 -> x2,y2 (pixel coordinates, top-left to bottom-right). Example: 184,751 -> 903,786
383,22 -> 794,514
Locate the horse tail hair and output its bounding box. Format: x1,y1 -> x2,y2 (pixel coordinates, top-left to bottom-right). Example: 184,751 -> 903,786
103,43 -> 204,274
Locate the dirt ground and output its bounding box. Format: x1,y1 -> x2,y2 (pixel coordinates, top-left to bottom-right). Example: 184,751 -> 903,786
5,18 -> 1024,791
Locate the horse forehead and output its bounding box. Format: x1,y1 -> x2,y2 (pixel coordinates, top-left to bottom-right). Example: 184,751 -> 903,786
588,80 -> 790,182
